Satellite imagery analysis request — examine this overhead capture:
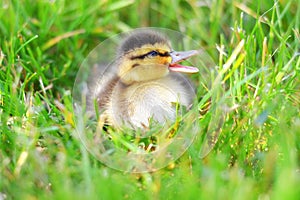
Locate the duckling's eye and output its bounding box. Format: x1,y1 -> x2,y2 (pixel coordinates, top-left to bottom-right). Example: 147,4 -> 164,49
147,51 -> 159,58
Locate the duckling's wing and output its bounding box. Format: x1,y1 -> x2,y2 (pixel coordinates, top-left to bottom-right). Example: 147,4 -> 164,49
86,63 -> 119,115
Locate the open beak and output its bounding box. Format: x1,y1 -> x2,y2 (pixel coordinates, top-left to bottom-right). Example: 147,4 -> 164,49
169,50 -> 199,73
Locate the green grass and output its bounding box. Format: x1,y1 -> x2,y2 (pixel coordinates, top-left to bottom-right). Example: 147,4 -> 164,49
1,0 -> 300,199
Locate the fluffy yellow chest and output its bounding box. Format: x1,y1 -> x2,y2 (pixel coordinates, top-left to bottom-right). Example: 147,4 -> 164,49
107,73 -> 194,128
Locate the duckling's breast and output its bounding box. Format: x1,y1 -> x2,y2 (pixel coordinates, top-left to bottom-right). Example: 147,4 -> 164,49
108,73 -> 195,129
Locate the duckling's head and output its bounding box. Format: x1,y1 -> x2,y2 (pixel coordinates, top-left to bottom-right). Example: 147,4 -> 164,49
116,30 -> 199,85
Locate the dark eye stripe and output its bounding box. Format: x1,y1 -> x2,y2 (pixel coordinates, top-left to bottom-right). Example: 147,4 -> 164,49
130,51 -> 170,60
158,52 -> 170,57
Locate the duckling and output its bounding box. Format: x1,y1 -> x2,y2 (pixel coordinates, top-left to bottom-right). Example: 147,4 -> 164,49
90,30 -> 199,129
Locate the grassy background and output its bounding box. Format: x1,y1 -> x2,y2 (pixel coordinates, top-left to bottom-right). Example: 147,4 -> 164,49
1,0 -> 300,199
